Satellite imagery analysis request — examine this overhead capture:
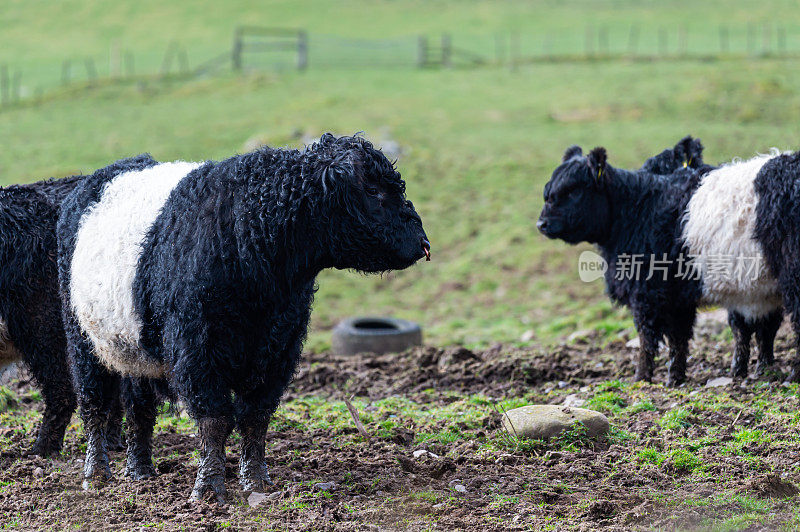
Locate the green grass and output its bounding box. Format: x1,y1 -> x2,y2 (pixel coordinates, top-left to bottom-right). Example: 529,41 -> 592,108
5,57 -> 800,349
6,372 -> 800,528
3,3 -> 800,349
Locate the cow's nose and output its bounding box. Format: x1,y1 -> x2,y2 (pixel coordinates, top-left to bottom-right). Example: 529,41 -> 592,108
536,219 -> 547,232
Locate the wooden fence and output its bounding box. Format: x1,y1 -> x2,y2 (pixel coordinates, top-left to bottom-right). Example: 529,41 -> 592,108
2,24 -> 800,111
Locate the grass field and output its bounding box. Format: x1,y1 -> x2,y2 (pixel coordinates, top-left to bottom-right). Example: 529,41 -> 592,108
2,1 -> 800,349
2,1 -> 800,529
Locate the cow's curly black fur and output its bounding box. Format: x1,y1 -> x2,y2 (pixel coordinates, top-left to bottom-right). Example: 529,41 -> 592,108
641,136 -> 707,175
754,151 -> 800,381
58,134 -> 429,502
0,186 -> 73,457
0,155 -> 155,456
539,145 -> 709,384
641,138 -> 784,378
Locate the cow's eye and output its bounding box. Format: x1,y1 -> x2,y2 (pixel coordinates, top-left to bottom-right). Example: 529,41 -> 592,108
365,184 -> 380,196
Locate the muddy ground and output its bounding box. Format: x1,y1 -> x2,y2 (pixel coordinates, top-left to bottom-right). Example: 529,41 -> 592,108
1,315 -> 800,530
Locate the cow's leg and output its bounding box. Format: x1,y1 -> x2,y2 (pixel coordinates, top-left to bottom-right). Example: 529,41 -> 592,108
632,309 -> 661,383
236,325 -> 306,493
236,398 -> 276,493
666,308 -> 695,386
25,344 -> 77,457
728,310 -> 755,379
106,394 -> 126,452
171,342 -> 233,502
122,377 -> 158,479
70,338 -> 120,487
754,309 -> 783,376
189,415 -> 233,504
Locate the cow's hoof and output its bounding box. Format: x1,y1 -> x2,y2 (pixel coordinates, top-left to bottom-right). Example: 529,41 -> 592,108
190,474 -> 227,505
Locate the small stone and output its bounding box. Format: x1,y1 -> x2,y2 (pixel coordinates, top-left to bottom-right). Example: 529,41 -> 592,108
413,449 -> 439,460
568,329 -> 593,343
315,482 -> 337,492
520,330 -> 535,342
626,337 -> 640,349
557,381 -> 568,389
267,491 -> 281,501
502,405 -> 610,440
706,377 -> 734,388
626,337 -> 667,351
247,492 -> 269,507
562,394 -> 586,408
32,467 -> 44,478
432,502 -> 446,509
453,484 -> 467,494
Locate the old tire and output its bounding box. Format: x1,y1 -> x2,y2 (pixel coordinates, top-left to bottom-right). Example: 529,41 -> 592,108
331,317 -> 422,356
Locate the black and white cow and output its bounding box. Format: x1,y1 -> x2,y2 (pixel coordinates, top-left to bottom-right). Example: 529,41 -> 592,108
0,155 -> 155,456
57,134 -> 430,502
641,137 -> 784,379
538,145 -> 796,384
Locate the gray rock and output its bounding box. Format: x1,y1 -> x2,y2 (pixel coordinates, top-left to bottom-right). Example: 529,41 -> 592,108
626,337 -> 641,349
626,337 -> 667,352
501,405 -> 610,440
0,362 -> 18,386
706,376 -> 733,388
247,492 -> 269,507
568,329 -> 593,343
413,449 -> 440,460
562,394 -> 586,408
315,481 -> 337,492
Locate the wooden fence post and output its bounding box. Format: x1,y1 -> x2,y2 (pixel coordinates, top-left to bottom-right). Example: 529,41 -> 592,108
417,35 -> 428,68
160,42 -> 177,75
441,34 -> 452,68
297,31 -> 308,70
85,57 -> 97,85
12,70 -> 21,102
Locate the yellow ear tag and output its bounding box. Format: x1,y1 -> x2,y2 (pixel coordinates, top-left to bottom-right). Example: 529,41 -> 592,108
683,161 -> 688,168
597,168 -> 603,180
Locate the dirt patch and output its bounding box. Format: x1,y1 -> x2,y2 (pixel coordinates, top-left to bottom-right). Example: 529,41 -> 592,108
1,323 -> 799,530
745,474 -> 800,499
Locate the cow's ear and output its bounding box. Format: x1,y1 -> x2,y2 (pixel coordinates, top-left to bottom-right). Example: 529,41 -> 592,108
562,145 -> 583,162
587,147 -> 607,182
